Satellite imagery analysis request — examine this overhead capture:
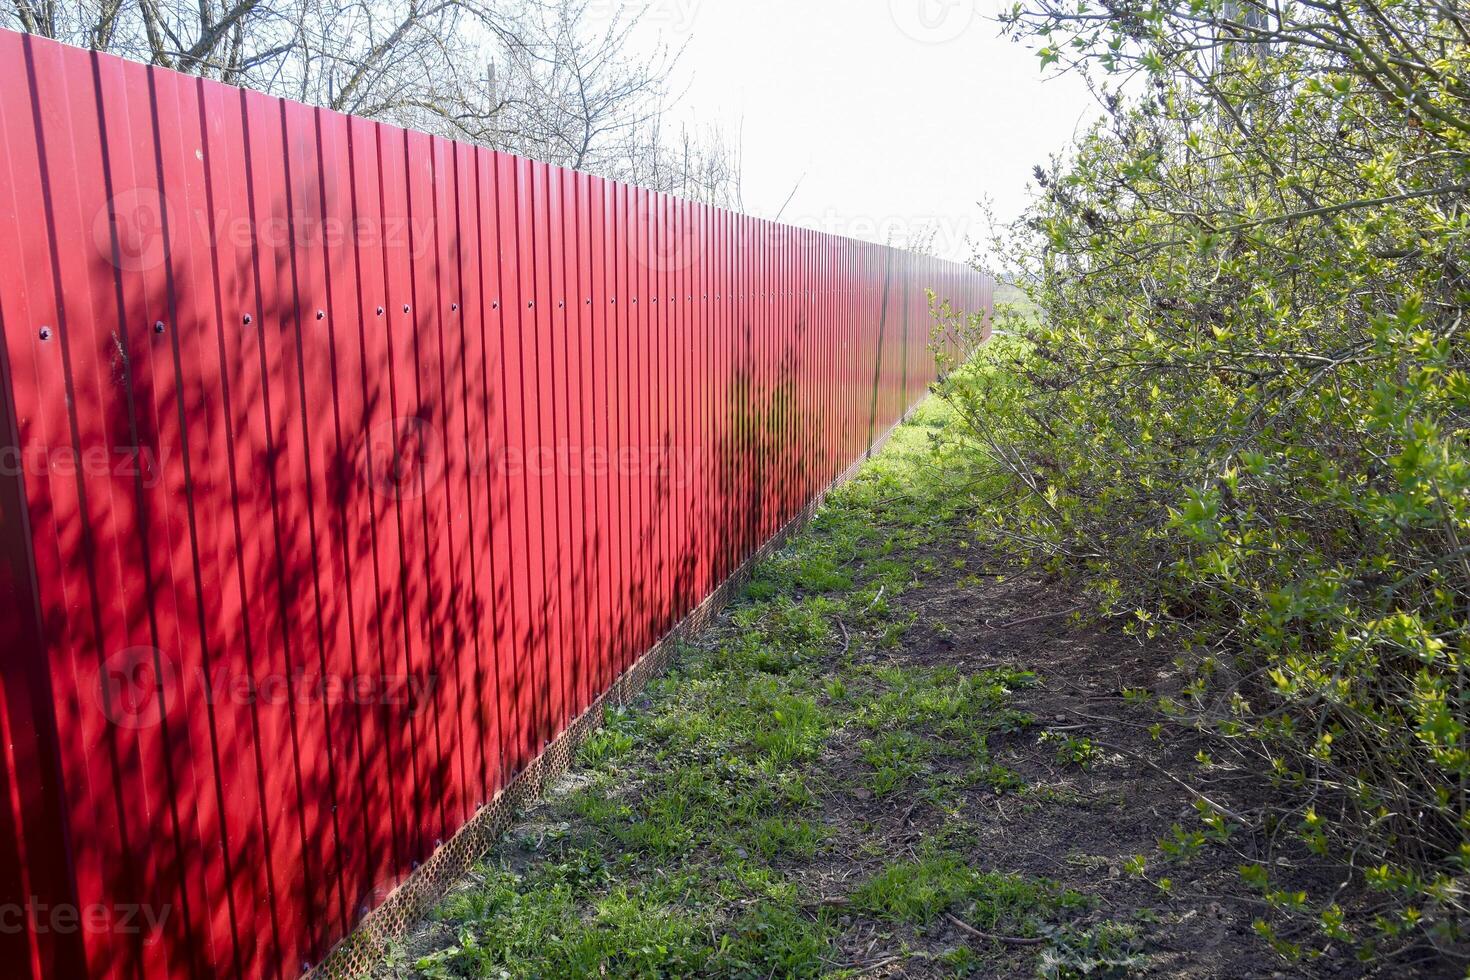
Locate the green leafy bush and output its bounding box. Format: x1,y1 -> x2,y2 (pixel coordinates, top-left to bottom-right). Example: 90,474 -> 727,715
943,0 -> 1470,961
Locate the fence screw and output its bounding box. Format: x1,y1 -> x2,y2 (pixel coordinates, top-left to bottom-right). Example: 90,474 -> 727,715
558,300 -> 564,308
403,304 -> 410,313
153,320 -> 166,334
315,310 -> 325,320
451,302 -> 459,311
376,306 -> 384,316
492,300 -> 500,309
527,300 -> 534,308
242,313 -> 253,325
39,326 -> 52,341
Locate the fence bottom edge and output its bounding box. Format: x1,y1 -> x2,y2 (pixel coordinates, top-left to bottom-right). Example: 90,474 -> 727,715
305,399 -> 926,979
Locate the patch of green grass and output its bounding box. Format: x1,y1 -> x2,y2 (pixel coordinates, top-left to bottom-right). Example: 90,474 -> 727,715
417,866 -> 712,978
749,692 -> 829,765
577,727 -> 634,767
966,761 -> 1027,794
852,849 -> 1085,932
713,898 -> 835,978
855,666 -> 1035,734
747,553 -> 854,598
939,944 -> 986,975
859,730 -> 932,797
746,816 -> 827,862
877,612 -> 917,649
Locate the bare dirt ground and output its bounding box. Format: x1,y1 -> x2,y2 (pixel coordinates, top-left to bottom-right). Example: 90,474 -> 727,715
828,542 -> 1288,978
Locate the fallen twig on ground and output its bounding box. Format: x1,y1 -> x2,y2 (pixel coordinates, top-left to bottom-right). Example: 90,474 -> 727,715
945,912 -> 1047,946
1091,737 -> 1250,825
985,604 -> 1084,629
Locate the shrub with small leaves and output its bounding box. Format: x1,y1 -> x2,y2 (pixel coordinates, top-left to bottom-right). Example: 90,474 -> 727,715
943,0 -> 1470,964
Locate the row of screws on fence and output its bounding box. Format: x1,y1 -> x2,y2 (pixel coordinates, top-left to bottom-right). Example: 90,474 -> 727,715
38,291 -> 744,341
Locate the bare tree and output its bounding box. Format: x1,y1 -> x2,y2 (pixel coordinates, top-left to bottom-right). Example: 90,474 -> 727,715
475,1 -> 742,206
3,0 -> 743,203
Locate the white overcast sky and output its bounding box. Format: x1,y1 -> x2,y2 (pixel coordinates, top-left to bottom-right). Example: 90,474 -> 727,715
603,0 -> 1099,262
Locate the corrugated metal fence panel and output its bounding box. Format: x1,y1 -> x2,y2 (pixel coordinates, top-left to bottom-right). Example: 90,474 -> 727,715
0,28 -> 994,980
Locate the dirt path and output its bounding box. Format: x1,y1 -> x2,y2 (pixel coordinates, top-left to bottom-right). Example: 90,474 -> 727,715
375,402 -> 1379,979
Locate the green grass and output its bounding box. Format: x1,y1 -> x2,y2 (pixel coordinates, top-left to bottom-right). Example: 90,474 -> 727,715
392,392 -> 1094,978
852,849 -> 1084,929
415,870 -> 714,978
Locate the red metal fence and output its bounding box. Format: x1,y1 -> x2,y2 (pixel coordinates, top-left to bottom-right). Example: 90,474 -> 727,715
0,29 -> 992,980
